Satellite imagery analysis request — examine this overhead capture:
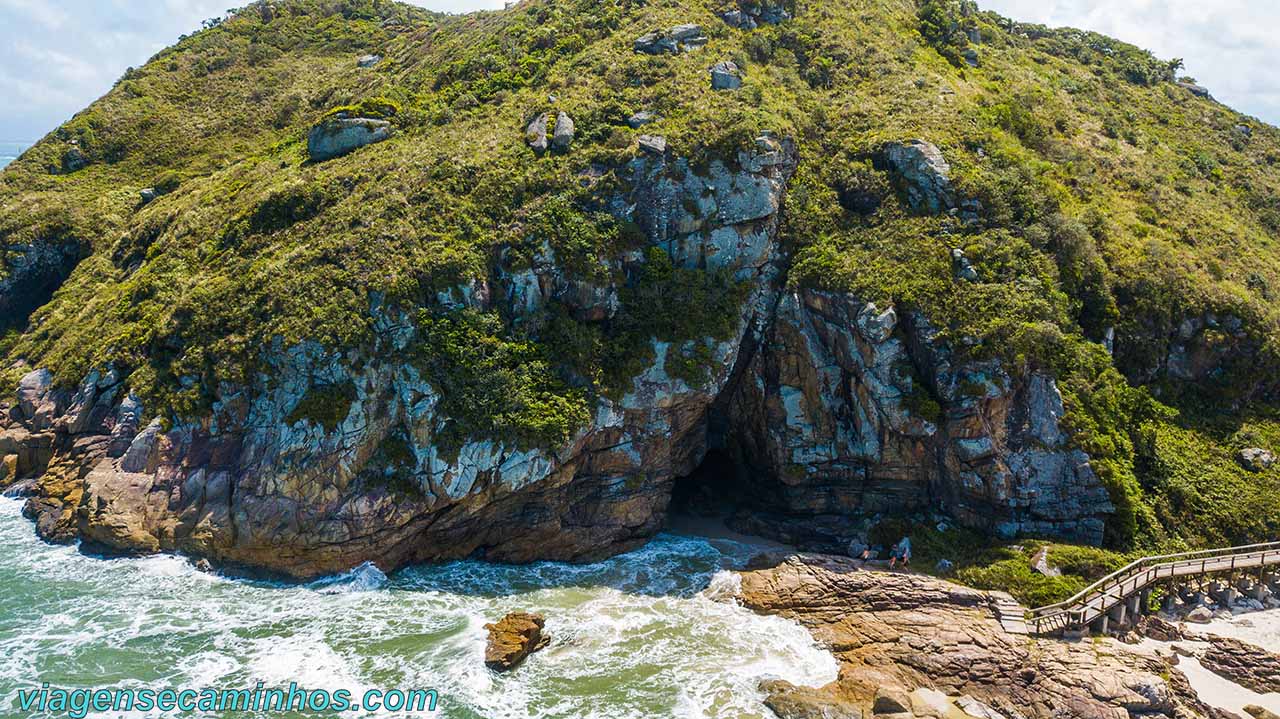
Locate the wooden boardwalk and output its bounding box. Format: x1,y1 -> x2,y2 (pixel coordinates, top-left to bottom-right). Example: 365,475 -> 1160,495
1026,541 -> 1280,635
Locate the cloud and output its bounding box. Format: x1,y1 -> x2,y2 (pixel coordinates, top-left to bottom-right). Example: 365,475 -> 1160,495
980,0 -> 1280,124
0,0 -> 1275,143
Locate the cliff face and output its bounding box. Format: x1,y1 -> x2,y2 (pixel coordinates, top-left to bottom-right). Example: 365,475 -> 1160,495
0,135 -> 1110,577
2,0 -> 1279,575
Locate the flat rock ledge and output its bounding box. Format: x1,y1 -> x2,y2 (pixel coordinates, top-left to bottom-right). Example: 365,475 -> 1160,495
484,612 -> 550,672
736,553 -> 1233,719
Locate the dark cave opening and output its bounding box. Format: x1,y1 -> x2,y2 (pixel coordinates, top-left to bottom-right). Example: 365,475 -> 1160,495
668,448 -> 743,520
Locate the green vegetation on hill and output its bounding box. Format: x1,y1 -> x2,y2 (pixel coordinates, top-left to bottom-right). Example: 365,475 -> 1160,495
1,0 -> 1279,573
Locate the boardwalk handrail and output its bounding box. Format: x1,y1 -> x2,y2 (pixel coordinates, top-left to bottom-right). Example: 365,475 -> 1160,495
1026,540 -> 1280,633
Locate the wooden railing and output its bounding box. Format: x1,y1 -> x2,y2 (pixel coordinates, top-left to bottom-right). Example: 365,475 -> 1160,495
1026,541 -> 1280,634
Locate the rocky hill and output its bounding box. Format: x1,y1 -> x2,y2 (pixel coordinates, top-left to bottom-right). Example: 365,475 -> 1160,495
0,0 -> 1278,579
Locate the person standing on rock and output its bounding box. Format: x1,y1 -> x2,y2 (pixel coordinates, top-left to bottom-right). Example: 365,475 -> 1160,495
889,537 -> 911,570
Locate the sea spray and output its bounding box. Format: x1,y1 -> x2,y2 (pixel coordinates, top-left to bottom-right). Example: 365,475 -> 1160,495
0,499 -> 835,718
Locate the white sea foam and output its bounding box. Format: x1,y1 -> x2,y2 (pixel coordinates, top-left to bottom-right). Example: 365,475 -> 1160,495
0,498 -> 835,718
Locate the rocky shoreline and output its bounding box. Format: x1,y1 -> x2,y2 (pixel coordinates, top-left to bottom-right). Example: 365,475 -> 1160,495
733,552 -> 1239,719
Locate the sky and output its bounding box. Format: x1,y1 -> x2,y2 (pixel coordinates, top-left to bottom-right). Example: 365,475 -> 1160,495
0,0 -> 1277,144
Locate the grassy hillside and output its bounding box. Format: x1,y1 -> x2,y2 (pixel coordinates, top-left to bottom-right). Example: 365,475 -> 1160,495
1,0 -> 1278,578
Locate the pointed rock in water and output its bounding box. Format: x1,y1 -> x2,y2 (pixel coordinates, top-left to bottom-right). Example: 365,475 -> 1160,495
484,612 -> 550,671
552,111 -> 575,151
307,117 -> 392,162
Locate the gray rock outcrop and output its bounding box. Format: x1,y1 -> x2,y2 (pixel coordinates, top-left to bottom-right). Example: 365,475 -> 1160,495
551,111 -> 575,151
526,112 -> 549,154
711,61 -> 743,90
1239,447 -> 1275,472
307,116 -> 393,162
634,24 -> 707,54
357,54 -> 381,68
883,140 -> 956,215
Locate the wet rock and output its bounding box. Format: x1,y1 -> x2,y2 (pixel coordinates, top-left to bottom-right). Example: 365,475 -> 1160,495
1239,447 -> 1275,472
193,558 -> 213,572
526,112 -> 549,154
357,54 -> 381,68
551,111 -> 575,152
883,140 -> 956,215
760,679 -> 863,719
307,116 -> 392,162
711,61 -> 743,90
484,612 -> 550,671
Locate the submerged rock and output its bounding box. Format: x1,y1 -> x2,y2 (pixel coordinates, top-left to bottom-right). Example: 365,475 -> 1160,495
484,612 -> 550,671
307,117 -> 392,162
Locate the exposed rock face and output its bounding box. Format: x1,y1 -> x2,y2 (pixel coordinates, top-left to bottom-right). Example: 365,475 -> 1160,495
2,133 -> 1112,577
526,113 -> 549,153
736,553 -> 1224,719
484,612 -> 550,671
882,140 -> 956,215
1238,448 -> 1275,472
761,679 -> 863,719
711,61 -> 744,90
357,54 -> 381,68
721,1 -> 792,29
634,25 -> 707,54
1115,310 -> 1269,397
1,138 -> 802,578
307,117 -> 392,162
551,111 -> 575,151
1199,635 -> 1280,695
0,238 -> 84,332
721,291 -> 1112,545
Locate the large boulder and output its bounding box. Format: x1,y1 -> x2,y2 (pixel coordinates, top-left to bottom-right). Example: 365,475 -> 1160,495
526,113 -> 549,154
1239,447 -> 1275,472
634,25 -> 707,54
711,61 -> 743,90
484,612 -> 550,671
551,112 -> 575,152
307,117 -> 392,162
760,680 -> 863,719
883,140 -> 956,215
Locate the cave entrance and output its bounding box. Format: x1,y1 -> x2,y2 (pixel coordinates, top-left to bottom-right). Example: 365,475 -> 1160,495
668,448 -> 743,522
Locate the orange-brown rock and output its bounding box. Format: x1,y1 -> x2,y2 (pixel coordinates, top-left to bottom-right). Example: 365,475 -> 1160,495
484,612 -> 550,672
737,553 -> 1232,719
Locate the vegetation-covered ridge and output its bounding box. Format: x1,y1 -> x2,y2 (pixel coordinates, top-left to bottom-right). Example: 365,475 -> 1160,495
1,0 -> 1278,569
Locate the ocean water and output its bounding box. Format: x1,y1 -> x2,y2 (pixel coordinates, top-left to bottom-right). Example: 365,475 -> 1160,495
0,498 -> 836,718
0,142 -> 27,169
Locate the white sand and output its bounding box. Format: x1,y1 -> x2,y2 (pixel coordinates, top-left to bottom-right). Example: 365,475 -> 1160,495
1169,610 -> 1280,714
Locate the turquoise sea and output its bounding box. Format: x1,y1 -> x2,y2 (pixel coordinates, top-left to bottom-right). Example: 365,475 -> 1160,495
0,498 -> 835,718
0,142 -> 28,169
